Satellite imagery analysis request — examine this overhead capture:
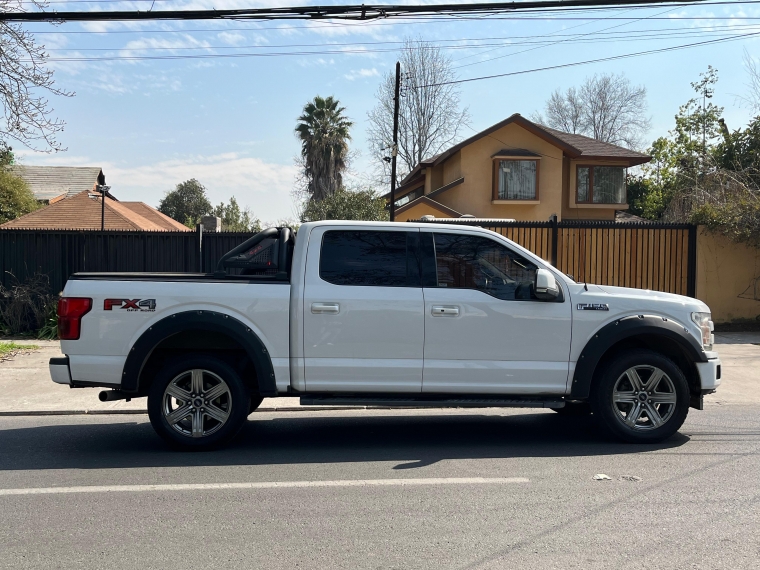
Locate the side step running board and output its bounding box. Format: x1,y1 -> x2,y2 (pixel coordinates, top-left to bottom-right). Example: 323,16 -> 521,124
299,396 -> 565,409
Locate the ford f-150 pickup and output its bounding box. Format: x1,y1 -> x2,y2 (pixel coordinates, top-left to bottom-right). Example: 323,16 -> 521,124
49,221 -> 721,449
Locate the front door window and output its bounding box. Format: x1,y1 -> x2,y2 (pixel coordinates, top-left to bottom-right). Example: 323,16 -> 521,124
432,233 -> 539,301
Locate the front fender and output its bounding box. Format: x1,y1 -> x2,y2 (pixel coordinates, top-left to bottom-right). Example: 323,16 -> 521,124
120,310 -> 277,396
570,315 -> 708,398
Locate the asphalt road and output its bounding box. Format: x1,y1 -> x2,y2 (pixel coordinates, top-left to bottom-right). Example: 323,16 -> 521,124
0,406 -> 758,570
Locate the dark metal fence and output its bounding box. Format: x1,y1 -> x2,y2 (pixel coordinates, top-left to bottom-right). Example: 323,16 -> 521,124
419,218 -> 698,297
0,228 -> 255,293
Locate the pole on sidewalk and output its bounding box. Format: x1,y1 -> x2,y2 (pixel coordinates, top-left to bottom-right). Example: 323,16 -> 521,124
389,61 -> 401,222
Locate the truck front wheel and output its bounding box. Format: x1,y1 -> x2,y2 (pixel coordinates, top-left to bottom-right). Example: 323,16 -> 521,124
148,355 -> 250,449
591,349 -> 690,443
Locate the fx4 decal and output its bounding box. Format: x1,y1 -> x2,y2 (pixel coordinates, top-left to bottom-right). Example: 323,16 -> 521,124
104,299 -> 156,312
576,303 -> 609,311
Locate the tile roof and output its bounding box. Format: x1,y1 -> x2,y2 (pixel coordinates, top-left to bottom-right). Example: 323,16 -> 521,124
539,126 -> 651,162
0,190 -> 191,231
396,195 -> 463,219
119,202 -> 190,231
8,165 -> 105,202
615,210 -> 649,223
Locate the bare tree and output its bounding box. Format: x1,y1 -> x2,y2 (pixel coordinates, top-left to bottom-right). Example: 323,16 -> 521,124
738,48 -> 760,114
367,37 -> 469,181
542,87 -> 585,134
1,0 -> 72,152
537,73 -> 650,149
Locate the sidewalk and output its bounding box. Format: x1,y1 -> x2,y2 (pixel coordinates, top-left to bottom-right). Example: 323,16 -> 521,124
0,341 -> 307,415
0,334 -> 758,415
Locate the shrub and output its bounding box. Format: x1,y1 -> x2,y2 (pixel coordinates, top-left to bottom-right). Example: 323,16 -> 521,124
0,273 -> 57,337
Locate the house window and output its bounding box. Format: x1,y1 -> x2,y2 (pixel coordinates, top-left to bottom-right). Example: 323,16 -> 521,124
394,186 -> 423,208
493,159 -> 538,200
576,166 -> 627,204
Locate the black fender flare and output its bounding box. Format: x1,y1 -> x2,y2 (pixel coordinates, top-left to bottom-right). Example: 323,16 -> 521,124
120,310 -> 277,396
570,314 -> 708,399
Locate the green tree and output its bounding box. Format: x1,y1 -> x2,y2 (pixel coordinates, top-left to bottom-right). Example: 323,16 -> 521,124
300,186 -> 388,222
715,115 -> 760,181
295,96 -> 352,202
158,179 -> 212,228
626,175 -> 668,220
212,196 -> 261,232
0,147 -> 40,224
628,67 -> 725,220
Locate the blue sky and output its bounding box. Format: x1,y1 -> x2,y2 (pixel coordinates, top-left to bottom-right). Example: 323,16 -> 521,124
14,0 -> 760,223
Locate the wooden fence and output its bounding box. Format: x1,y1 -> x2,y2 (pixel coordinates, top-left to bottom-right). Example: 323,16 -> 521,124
0,220 -> 698,297
421,219 -> 697,297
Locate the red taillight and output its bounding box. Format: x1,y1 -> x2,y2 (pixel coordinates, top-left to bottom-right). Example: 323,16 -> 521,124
58,297 -> 92,340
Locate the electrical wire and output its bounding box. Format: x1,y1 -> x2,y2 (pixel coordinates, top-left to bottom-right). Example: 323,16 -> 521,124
0,0 -> 722,23
36,25 -> 760,52
32,27 -> 758,61
419,30 -> 760,88
454,4 -> 681,69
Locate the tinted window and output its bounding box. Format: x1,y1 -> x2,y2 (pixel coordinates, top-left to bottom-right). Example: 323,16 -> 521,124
433,233 -> 538,301
320,230 -> 420,287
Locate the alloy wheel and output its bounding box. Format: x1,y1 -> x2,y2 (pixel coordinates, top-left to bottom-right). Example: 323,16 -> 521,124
162,369 -> 232,438
611,365 -> 677,431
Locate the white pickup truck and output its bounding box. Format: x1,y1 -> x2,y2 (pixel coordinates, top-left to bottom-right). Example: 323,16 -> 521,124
49,221 -> 721,449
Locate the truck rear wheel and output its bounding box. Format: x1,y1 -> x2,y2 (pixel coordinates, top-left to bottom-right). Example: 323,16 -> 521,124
591,349 -> 690,443
147,355 -> 250,449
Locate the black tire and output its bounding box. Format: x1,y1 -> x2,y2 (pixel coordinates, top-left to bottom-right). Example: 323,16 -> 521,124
148,355 -> 250,450
552,402 -> 592,415
249,396 -> 264,415
590,349 -> 690,443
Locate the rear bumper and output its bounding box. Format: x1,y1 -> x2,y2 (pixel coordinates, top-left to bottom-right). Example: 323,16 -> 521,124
696,357 -> 722,390
49,357 -> 72,385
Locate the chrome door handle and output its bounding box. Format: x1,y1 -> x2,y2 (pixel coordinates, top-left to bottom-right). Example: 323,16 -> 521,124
311,302 -> 340,314
432,305 -> 459,317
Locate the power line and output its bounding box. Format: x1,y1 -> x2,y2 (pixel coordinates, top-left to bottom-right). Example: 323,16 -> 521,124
0,0 -> 711,22
23,20 -> 760,36
421,31 -> 760,88
36,25 -> 760,52
453,3 -> 679,69
32,26 -> 758,61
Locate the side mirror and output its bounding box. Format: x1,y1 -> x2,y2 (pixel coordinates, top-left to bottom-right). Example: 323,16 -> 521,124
535,268 -> 559,301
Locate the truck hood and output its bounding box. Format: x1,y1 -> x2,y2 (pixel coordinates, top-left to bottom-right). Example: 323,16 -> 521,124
589,284 -> 710,313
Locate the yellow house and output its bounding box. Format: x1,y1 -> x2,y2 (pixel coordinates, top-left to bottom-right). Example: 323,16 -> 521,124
390,113 -> 651,222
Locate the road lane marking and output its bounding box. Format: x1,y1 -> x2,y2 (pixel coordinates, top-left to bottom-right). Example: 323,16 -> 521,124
0,477 -> 529,496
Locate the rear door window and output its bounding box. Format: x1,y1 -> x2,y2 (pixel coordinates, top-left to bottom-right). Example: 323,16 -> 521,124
320,230 -> 420,287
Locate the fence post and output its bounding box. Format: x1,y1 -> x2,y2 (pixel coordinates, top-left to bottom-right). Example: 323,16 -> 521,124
196,224 -> 203,273
687,224 -> 697,298
549,214 -> 558,267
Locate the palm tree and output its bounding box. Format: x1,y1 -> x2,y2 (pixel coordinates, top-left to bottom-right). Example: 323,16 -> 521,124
295,96 -> 352,202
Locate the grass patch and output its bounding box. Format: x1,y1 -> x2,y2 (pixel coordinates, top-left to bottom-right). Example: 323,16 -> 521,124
0,341 -> 40,358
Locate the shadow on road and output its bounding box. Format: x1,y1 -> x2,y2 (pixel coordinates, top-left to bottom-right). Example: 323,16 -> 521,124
0,410 -> 691,471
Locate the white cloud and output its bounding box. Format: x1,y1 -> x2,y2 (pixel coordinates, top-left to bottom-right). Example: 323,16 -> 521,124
344,67 -> 380,81
105,153 -> 299,221
217,32 -> 247,46
18,151 -> 299,220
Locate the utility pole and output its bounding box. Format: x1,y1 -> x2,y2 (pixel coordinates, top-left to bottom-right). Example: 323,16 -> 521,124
389,61 -> 401,222
97,184 -> 111,231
